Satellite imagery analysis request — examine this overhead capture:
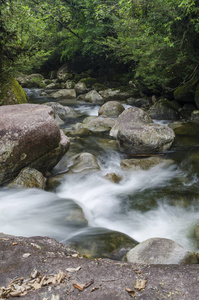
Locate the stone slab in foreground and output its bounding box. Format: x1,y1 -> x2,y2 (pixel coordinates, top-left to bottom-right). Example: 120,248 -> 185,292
0,234 -> 199,300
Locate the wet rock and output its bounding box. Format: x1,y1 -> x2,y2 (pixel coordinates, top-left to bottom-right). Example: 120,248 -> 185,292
85,90 -> 104,104
0,104 -> 70,185
81,116 -> 116,132
75,82 -> 88,95
44,102 -> 78,120
51,89 -> 76,99
45,82 -> 61,89
121,157 -> 173,170
69,152 -> 100,173
125,238 -> 198,264
66,227 -> 138,260
7,167 -> 46,189
57,63 -> 73,81
110,107 -> 175,155
99,88 -> 129,100
127,97 -> 151,109
110,106 -> 152,138
98,101 -> 125,118
148,98 -> 180,120
16,73 -> 44,88
105,173 -> 123,183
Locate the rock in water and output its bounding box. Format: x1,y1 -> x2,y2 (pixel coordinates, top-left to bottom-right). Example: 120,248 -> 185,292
0,104 -> 70,185
110,107 -> 175,155
125,238 -> 198,265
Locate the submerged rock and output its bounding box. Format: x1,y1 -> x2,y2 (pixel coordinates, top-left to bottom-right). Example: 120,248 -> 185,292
125,238 -> 198,265
121,157 -> 173,170
0,104 -> 70,185
66,227 -> 138,260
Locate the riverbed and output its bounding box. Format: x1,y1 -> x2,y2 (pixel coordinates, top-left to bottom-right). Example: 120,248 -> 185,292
1,89 -> 199,255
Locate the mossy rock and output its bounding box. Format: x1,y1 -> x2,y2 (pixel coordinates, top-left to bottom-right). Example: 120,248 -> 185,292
0,74 -> 27,105
174,78 -> 199,103
80,77 -> 97,87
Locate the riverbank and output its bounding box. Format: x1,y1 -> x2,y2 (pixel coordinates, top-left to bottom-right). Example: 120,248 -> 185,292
0,233 -> 199,300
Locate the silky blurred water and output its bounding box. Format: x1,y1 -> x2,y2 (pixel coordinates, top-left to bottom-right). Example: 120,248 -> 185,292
1,90 -> 199,252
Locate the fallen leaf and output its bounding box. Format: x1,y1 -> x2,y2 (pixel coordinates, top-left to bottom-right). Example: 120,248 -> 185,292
66,266 -> 81,273
73,279 -> 94,291
91,287 -> 99,292
71,253 -> 78,258
126,288 -> 136,298
12,242 -> 18,246
134,279 -> 147,290
73,283 -> 84,291
23,253 -> 31,258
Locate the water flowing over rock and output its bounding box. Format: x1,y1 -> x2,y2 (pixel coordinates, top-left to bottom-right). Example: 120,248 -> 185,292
125,238 -> 198,265
110,107 -> 175,155
0,104 -> 70,185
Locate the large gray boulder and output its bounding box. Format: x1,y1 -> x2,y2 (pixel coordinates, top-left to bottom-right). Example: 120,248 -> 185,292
98,101 -> 125,118
0,104 -> 70,185
110,107 -> 175,155
125,238 -> 198,265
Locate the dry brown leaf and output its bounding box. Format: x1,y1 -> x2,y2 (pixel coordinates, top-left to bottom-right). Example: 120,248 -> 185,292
10,290 -> 22,297
126,288 -> 136,298
91,287 -> 99,292
73,283 -> 84,291
71,253 -> 78,258
134,279 -> 147,290
12,242 -> 18,246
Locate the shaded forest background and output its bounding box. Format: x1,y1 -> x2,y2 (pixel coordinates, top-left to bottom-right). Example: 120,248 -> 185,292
0,0 -> 199,94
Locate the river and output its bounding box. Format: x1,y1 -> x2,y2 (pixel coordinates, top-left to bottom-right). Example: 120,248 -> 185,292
1,88 -> 199,256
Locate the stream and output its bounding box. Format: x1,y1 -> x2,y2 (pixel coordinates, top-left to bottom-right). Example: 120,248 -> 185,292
1,88 -> 199,256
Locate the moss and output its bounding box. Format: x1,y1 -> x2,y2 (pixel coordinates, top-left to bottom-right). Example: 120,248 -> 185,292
174,78 -> 199,103
80,77 -> 97,87
0,74 -> 27,105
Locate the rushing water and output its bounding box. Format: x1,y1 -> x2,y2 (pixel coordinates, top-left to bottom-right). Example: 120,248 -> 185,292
1,89 -> 199,255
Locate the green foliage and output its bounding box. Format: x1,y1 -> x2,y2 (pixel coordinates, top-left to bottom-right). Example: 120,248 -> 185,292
1,0 -> 199,93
